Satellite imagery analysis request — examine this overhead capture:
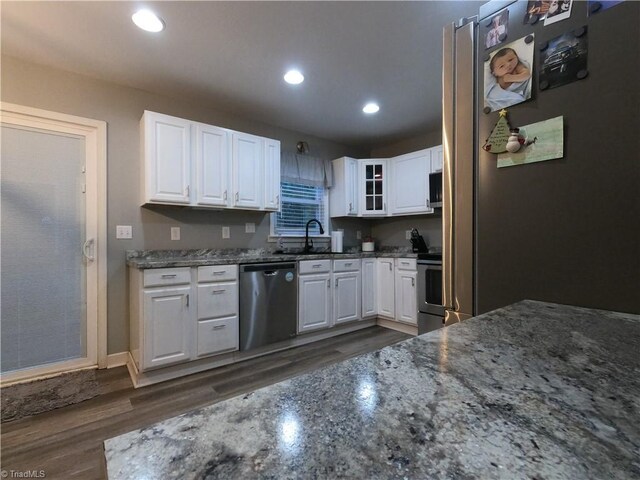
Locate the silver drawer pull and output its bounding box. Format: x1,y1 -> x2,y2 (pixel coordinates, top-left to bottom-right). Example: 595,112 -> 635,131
401,262 -> 410,265
212,271 -> 226,275
212,325 -> 226,330
312,264 -> 322,268
212,289 -> 226,294
345,262 -> 352,266
161,274 -> 177,278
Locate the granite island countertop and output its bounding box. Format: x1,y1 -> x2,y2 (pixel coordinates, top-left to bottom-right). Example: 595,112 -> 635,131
104,300 -> 640,479
126,248 -> 427,269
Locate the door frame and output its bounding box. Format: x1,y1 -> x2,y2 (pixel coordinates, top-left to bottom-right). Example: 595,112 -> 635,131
0,102 -> 107,385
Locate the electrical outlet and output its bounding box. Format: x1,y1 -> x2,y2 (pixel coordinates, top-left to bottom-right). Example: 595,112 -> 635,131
406,230 -> 412,240
116,225 -> 132,239
356,230 -> 362,240
245,222 -> 255,233
222,226 -> 230,239
171,227 -> 181,241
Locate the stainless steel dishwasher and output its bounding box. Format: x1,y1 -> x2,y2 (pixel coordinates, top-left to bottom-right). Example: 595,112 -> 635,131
239,262 -> 297,351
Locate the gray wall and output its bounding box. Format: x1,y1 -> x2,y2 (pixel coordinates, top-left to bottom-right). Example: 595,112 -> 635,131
1,55 -> 369,354
369,129 -> 441,158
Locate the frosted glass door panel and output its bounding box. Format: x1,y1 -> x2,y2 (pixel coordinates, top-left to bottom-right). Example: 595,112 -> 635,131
1,125 -> 87,373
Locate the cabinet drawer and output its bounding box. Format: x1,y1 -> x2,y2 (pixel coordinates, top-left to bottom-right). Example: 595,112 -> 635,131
197,265 -> 238,283
196,316 -> 238,357
395,258 -> 417,271
333,259 -> 361,272
299,259 -> 331,274
197,283 -> 238,320
143,267 -> 191,287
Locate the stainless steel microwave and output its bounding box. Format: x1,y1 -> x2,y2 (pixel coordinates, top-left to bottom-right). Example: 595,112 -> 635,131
428,171 -> 442,208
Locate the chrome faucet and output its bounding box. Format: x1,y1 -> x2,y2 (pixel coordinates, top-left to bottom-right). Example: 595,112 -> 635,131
304,219 -> 325,253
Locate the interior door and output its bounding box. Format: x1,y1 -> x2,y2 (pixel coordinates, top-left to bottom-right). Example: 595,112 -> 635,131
0,104 -> 105,383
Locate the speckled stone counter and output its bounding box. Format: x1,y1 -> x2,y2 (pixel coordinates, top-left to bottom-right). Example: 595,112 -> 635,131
126,248 -> 422,269
104,300 -> 640,479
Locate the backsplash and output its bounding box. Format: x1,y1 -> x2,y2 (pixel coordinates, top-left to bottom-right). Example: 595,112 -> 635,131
370,215 -> 442,249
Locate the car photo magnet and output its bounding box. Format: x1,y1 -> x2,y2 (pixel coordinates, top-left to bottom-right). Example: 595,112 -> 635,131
539,27 -> 588,91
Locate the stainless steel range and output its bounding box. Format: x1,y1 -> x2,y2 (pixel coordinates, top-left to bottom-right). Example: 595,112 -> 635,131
417,253 -> 444,334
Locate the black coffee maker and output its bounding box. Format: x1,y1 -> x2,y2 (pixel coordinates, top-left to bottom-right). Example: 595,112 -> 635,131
410,228 -> 428,253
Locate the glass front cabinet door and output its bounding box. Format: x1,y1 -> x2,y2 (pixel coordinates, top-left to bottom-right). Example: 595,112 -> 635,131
360,160 -> 387,216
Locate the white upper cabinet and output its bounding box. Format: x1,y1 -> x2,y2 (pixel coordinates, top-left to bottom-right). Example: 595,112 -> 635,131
389,149 -> 433,216
431,145 -> 443,173
140,111 -> 279,211
194,122 -> 230,207
329,157 -> 359,217
360,160 -> 388,216
263,139 -> 281,211
232,132 -> 263,209
142,111 -> 192,204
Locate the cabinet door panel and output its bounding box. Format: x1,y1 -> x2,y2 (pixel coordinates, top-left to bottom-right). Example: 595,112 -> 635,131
144,112 -> 191,204
334,272 -> 361,324
390,150 -> 430,215
360,160 -> 387,216
395,271 -> 417,325
196,124 -> 229,206
143,286 -> 192,369
362,259 -> 377,317
377,259 -> 395,318
298,274 -> 331,332
196,316 -> 239,357
197,282 -> 238,320
232,133 -> 263,209
264,139 -> 281,211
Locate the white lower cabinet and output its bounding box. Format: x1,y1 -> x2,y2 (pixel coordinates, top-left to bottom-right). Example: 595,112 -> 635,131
361,258 -> 377,318
377,258 -> 395,318
131,265 -> 239,372
395,259 -> 418,325
196,265 -> 239,358
142,285 -> 192,369
298,272 -> 332,333
196,317 -> 238,358
333,259 -> 361,325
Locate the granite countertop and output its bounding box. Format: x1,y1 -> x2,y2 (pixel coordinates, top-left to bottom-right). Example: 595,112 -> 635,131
126,248 -> 427,269
104,300 -> 640,479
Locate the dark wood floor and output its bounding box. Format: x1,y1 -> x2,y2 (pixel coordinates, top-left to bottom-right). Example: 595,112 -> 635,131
0,326 -> 410,479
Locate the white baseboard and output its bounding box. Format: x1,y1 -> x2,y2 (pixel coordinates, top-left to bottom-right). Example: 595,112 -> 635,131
376,317 -> 418,336
106,352 -> 130,368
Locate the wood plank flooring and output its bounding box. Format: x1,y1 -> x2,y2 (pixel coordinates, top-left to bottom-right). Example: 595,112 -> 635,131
0,326 -> 410,480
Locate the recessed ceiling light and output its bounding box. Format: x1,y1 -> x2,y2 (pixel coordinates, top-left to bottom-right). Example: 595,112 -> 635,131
284,70 -> 304,85
363,103 -> 380,114
132,9 -> 165,33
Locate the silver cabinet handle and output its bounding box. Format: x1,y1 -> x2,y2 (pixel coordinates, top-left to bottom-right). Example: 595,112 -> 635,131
212,271 -> 226,276
224,190 -> 228,201
212,289 -> 226,294
82,238 -> 95,262
327,279 -> 330,288
401,262 -> 409,265
161,274 -> 177,278
349,202 -> 352,211
345,262 -> 352,266
388,263 -> 392,271
186,294 -> 190,307
235,192 -> 239,202
276,194 -> 280,206
412,278 -> 415,287
213,325 -> 226,330
312,264 -> 322,268
335,278 -> 338,287
383,202 -> 386,210
185,185 -> 190,197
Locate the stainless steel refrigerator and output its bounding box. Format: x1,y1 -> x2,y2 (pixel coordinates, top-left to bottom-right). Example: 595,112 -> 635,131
442,0 -> 640,323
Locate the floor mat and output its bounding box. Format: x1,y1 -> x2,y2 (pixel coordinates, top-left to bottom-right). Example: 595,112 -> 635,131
1,369 -> 99,422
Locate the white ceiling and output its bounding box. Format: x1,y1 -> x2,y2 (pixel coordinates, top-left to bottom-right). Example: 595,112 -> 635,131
1,1 -> 480,148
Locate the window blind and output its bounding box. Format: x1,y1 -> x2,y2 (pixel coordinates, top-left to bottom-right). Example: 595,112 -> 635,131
273,182 -> 327,236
